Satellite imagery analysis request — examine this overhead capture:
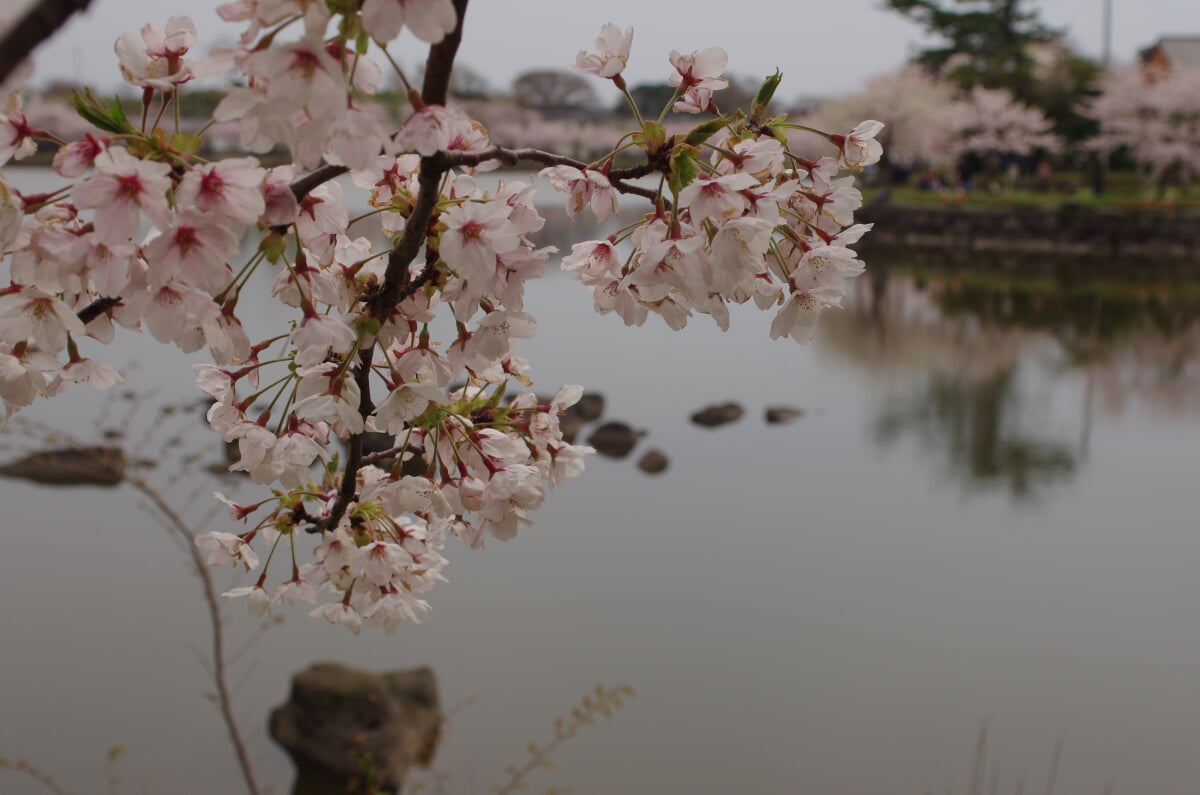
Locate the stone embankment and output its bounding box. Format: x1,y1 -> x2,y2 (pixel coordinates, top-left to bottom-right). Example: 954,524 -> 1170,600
859,203 -> 1200,262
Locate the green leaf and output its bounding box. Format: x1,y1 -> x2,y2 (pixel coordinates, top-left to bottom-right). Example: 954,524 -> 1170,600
751,70 -> 783,120
72,91 -> 124,134
169,132 -> 202,159
762,114 -> 792,143
259,232 -> 287,263
354,314 -> 382,339
667,143 -> 699,196
71,90 -> 136,135
633,121 -> 666,156
107,95 -> 130,128
483,380 -> 507,409
684,117 -> 731,147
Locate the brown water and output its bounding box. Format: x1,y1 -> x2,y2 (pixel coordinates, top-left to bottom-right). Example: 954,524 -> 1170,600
3,168 -> 1200,795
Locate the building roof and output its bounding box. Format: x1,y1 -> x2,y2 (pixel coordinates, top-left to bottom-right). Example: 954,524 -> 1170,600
1140,36 -> 1200,70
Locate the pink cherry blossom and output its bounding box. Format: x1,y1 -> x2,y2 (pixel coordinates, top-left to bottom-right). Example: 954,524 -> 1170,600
439,200 -> 521,281
0,288 -> 87,352
290,313 -> 358,367
176,158 -> 266,226
115,17 -> 197,91
72,148 -> 173,244
836,120 -> 885,170
571,24 -> 634,80
373,382 -> 445,435
361,0 -> 457,44
143,211 -> 240,294
52,135 -> 107,178
668,47 -> 728,113
0,95 -> 39,166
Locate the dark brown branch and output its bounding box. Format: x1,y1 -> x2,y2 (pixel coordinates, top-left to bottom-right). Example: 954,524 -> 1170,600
311,345 -> 375,532
421,0 -> 469,106
312,0 -> 469,534
0,0 -> 94,87
77,296 -> 119,324
290,164 -> 349,204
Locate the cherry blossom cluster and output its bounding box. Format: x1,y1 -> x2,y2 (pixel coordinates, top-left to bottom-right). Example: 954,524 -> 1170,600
0,2 -> 882,631
1084,65 -> 1200,190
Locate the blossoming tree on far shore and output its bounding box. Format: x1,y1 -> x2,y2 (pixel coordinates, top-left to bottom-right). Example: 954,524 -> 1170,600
1084,65 -> 1200,193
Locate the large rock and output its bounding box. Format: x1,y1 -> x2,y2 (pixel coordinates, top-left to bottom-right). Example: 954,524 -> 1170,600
270,662 -> 441,795
0,445 -> 125,486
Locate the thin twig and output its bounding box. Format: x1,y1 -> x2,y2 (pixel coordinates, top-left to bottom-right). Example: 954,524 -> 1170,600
127,475 -> 262,795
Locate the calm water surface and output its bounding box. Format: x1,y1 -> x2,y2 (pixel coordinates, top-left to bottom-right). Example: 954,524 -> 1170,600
2,167 -> 1200,795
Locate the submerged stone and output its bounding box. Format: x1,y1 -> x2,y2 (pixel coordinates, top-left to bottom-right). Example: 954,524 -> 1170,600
586,421 -> 642,458
765,406 -> 805,424
637,448 -> 669,475
572,392 -> 605,422
689,402 -> 744,428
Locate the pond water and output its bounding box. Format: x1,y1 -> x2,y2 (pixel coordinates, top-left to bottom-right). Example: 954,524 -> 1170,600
3,167 -> 1200,795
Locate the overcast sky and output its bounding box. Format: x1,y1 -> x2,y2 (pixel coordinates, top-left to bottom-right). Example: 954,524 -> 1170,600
19,0 -> 1196,100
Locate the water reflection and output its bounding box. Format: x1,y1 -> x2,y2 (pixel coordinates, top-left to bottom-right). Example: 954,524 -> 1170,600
874,368 -> 1078,499
822,258 -> 1200,499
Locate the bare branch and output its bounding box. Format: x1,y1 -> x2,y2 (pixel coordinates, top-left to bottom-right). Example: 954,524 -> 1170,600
128,476 -> 263,795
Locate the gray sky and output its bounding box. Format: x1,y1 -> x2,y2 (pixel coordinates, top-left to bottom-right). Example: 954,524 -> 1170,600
21,0 -> 1197,100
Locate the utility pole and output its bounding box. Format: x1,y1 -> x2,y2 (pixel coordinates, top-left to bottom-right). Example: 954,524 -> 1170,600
1101,0 -> 1113,67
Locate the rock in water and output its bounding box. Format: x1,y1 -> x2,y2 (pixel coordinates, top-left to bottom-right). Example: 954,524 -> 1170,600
586,421 -> 642,458
689,402 -> 744,428
637,448 -> 669,475
764,406 -> 805,425
270,662 -> 441,795
0,446 -> 125,486
572,392 -> 605,421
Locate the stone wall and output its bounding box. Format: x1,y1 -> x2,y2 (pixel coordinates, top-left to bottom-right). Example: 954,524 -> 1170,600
859,203 -> 1200,261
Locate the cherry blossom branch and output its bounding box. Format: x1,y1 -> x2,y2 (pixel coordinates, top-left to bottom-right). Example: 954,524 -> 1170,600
0,0 -> 94,86
289,164 -> 348,204
311,0 -> 469,534
127,474 -> 263,795
421,0 -> 469,106
77,296 -> 120,324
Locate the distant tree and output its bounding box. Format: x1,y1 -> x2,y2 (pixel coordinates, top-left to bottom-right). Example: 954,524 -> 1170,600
448,63 -> 491,99
512,69 -> 595,111
801,65 -> 1056,182
614,82 -> 676,117
801,65 -> 959,168
886,0 -> 1059,104
943,85 -> 1059,161
1084,66 -> 1200,192
408,62 -> 492,100
888,0 -> 1102,143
